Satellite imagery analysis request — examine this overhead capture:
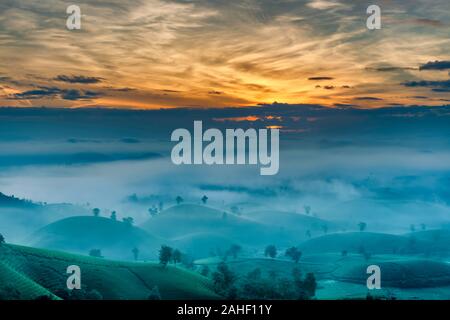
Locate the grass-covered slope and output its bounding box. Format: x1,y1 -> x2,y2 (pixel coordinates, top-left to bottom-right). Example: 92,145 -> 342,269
31,216 -> 165,261
298,232 -> 433,255
141,204 -> 304,251
0,244 -> 219,300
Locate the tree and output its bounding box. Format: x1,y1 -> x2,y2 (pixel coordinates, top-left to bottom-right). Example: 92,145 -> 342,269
92,208 -> 100,217
410,224 -> 416,232
148,286 -> 161,300
212,262 -> 236,293
265,245 -> 277,259
110,211 -> 117,221
304,205 -> 311,215
172,249 -> 182,265
227,244 -> 242,259
148,206 -> 158,217
201,266 -> 210,277
158,201 -> 164,212
201,195 -> 208,204
341,250 -> 348,257
132,247 -> 139,261
159,245 -> 173,267
285,247 -> 302,263
358,222 -> 367,232
420,223 -> 426,231
176,196 -> 183,205
122,217 -> 134,226
89,249 -> 103,258
305,230 -> 312,238
0,233 -> 5,244
302,273 -> 317,299
321,224 -> 328,234
230,206 -> 241,215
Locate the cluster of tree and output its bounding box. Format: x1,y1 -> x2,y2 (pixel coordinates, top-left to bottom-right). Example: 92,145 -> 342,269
93,208 -> 134,226
210,262 -> 317,300
89,249 -> 103,258
265,245 -> 277,259
0,233 -> 5,245
159,245 -> 182,267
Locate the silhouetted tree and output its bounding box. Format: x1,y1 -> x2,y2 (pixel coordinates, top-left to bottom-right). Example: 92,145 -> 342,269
122,217 -> 134,226
306,230 -> 312,238
89,249 -> 103,258
358,222 -> 367,232
341,250 -> 348,257
227,244 -> 242,259
110,211 -> 117,221
285,247 -> 302,263
148,206 -> 158,217
176,196 -> 183,205
420,223 -> 426,231
159,245 -> 173,267
172,249 -> 182,265
201,195 -> 208,204
302,273 -> 317,299
304,205 -> 311,215
201,266 -> 210,277
92,208 -> 100,217
212,262 -> 236,293
148,286 -> 161,300
132,247 -> 139,261
265,245 -> 277,259
0,233 -> 4,244
230,206 -> 240,215
321,224 -> 328,234
158,201 -> 164,212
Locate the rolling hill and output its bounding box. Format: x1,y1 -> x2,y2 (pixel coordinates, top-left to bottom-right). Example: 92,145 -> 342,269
0,243 -> 219,300
141,204 -> 303,251
297,232 -> 431,255
31,216 -> 165,261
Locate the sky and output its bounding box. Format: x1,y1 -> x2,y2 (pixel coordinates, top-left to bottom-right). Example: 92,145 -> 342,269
0,0 -> 449,109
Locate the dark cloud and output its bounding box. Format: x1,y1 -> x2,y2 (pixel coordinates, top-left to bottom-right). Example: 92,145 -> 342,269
403,79 -> 450,90
10,87 -> 102,101
366,67 -> 417,72
308,77 -> 334,80
323,86 -> 335,90
208,91 -> 223,95
54,75 -> 104,84
419,61 -> 450,71
354,97 -> 383,101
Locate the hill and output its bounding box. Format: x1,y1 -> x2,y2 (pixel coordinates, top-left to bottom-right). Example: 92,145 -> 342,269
141,204 -> 301,252
298,232 -> 431,255
0,244 -> 219,300
31,216 -> 165,261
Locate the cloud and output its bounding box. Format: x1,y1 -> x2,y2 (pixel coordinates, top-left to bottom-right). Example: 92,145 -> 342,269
54,75 -> 104,84
419,61 -> 450,71
366,67 -> 417,72
308,77 -> 334,81
403,79 -> 450,90
306,0 -> 344,10
9,87 -> 102,101
354,97 -> 383,101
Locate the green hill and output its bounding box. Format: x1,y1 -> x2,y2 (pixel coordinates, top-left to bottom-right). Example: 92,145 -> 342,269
332,259 -> 450,288
298,232 -> 431,255
244,210 -> 334,237
141,204 -> 300,251
0,244 -> 219,300
31,216 -> 165,261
